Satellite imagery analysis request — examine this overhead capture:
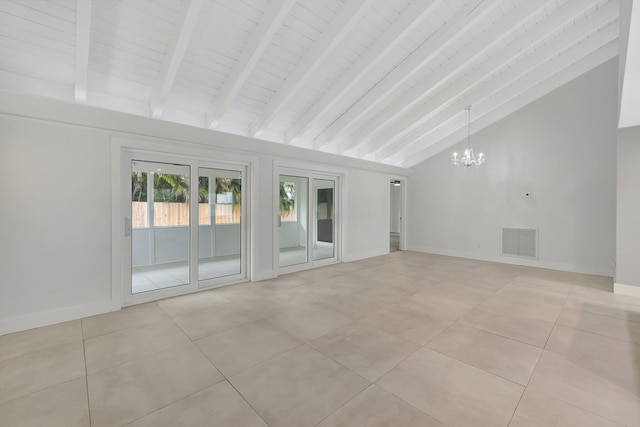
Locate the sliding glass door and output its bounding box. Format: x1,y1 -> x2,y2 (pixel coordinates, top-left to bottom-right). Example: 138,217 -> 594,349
313,179 -> 335,261
131,160 -> 191,295
279,175 -> 309,268
124,151 -> 247,304
278,170 -> 339,272
198,167 -> 244,282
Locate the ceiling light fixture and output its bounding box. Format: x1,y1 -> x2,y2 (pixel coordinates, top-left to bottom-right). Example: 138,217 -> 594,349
391,180 -> 401,186
451,106 -> 485,168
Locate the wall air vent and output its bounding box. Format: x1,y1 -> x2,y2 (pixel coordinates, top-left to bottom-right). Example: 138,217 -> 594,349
502,228 -> 537,259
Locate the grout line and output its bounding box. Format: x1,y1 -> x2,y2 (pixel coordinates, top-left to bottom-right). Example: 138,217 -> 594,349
82,337 -> 92,427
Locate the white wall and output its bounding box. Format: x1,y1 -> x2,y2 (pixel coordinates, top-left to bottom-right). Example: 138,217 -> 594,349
0,119 -> 113,326
389,184 -> 402,233
343,169 -> 392,261
406,59 -> 618,276
616,125 -> 640,289
0,90 -> 408,334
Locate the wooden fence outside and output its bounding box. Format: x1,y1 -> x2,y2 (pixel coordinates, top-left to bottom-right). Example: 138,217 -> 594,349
132,202 -> 241,227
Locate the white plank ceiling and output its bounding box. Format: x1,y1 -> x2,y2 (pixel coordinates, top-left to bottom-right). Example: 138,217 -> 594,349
0,0 -> 619,167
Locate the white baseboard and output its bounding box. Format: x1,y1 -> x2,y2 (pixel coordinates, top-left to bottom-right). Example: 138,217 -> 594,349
614,282 -> 640,297
0,300 -> 119,336
252,270 -> 277,282
407,245 -> 613,277
343,248 -> 389,263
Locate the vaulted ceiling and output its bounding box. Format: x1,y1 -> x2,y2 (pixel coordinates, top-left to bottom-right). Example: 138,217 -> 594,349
0,0 -> 620,167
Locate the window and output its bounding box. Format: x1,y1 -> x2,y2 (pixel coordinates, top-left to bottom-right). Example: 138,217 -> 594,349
280,181 -> 296,221
131,162 -> 190,228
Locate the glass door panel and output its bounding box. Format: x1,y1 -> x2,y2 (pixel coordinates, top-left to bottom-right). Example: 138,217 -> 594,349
279,175 -> 309,267
198,167 -> 242,281
313,179 -> 335,261
131,160 -> 190,294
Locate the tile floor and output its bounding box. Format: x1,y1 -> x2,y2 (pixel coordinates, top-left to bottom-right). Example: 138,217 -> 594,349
2,251 -> 640,426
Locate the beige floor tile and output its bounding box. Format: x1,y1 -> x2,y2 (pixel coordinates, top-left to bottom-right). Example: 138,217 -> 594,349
397,289 -> 476,321
459,306 -> 554,347
263,285 -> 330,310
427,323 -> 542,385
564,290 -> 640,323
212,281 -> 268,302
84,319 -> 190,373
171,301 -> 264,340
0,340 -> 85,404
0,320 -> 82,363
317,384 -> 443,427
309,323 -> 420,382
196,320 -> 302,377
528,350 -> 640,426
360,304 -> 453,345
479,285 -> 565,322
377,348 -> 523,427
557,307 -> 640,344
87,343 -> 223,427
82,303 -> 170,339
0,377 -> 89,427
157,290 -> 229,317
510,388 -> 622,427
545,325 -> 640,396
317,292 -> 387,320
510,275 -> 573,294
229,345 -> 369,427
125,381 -> 267,427
267,303 -> 354,342
387,274 -> 441,294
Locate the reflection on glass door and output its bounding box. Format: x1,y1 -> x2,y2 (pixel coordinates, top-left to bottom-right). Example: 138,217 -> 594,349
313,179 -> 335,261
279,175 -> 309,267
198,167 -> 242,281
131,161 -> 190,294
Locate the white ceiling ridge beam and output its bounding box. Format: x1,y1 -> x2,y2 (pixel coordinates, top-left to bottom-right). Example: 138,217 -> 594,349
284,0 -> 442,144
74,0 -> 92,103
206,0 -> 296,129
374,4 -> 619,161
369,0 -> 615,159
151,0 -> 204,119
313,0 -> 501,151
250,0 -> 375,138
385,29 -> 619,167
341,0 -> 553,155
395,40 -> 619,168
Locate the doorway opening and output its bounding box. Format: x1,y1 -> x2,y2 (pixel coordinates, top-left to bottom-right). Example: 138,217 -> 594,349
390,179 -> 402,253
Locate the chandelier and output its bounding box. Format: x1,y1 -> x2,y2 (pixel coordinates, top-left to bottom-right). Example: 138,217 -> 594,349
451,106 -> 485,167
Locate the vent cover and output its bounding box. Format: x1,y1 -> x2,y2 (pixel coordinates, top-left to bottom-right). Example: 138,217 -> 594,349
502,228 -> 537,259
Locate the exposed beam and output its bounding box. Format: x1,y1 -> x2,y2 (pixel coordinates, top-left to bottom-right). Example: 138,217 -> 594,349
206,0 -> 296,128
74,0 -> 92,103
340,0 -> 551,155
313,0 -> 500,150
151,0 -> 204,119
250,0 -> 375,138
284,0 -> 441,144
386,28 -> 619,167
375,2 -> 619,161
398,42 -> 619,167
